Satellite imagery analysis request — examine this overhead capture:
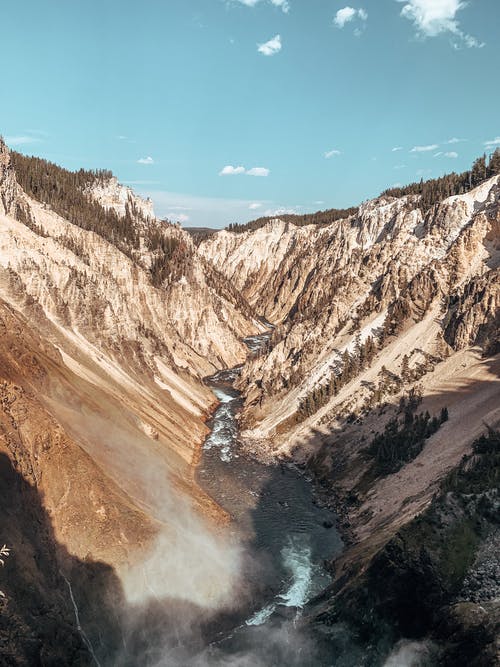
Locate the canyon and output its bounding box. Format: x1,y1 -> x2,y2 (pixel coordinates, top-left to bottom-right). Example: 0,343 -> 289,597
0,137 -> 498,665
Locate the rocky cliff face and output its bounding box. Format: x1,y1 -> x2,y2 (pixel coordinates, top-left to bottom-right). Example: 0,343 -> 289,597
0,139 -> 263,662
200,175 -> 500,663
200,176 -> 499,458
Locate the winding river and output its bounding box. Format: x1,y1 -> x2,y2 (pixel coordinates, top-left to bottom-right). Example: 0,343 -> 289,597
196,332 -> 344,664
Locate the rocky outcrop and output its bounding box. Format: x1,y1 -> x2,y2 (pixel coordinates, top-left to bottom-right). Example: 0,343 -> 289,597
87,175 -> 155,220
444,268 -> 500,353
0,139 -> 19,217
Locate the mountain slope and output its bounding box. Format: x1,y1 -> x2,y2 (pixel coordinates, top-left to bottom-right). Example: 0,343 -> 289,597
0,139 -> 264,661
200,166 -> 500,662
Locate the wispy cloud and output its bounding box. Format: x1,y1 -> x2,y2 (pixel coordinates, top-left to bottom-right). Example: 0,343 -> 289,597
219,165 -> 270,176
392,146 -> 404,152
249,202 -> 262,209
397,0 -> 484,49
393,164 -> 407,169
232,0 -> 290,12
435,151 -> 458,158
137,156 -> 155,164
263,205 -> 300,216
484,137 -> 500,148
118,135 -> 137,144
324,149 -> 342,158
247,167 -> 270,176
257,34 -> 282,55
270,0 -> 289,12
446,137 -> 465,144
4,135 -> 42,146
334,6 -> 367,32
410,144 -> 439,153
165,212 -> 190,223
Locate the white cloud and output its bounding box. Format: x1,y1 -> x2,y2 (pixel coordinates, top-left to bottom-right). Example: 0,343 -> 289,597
232,0 -> 289,11
263,206 -> 300,216
137,156 -> 154,164
246,166 -> 270,176
324,149 -> 342,158
484,137 -> 500,148
219,165 -> 270,176
397,0 -> 484,48
410,144 -> 439,152
257,34 -> 282,55
164,211 -> 190,223
434,151 -> 458,158
219,165 -> 246,175
446,137 -> 464,144
334,6 -> 367,30
392,146 -> 404,152
4,135 -> 41,146
394,164 -> 407,169
270,0 -> 290,12
249,202 -> 262,209
334,7 -> 356,27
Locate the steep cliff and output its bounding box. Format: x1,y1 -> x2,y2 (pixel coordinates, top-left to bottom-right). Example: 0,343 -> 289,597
0,139 -> 262,662
200,176 -> 499,460
200,172 -> 500,663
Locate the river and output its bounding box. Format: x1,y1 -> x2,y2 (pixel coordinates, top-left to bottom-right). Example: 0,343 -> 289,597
196,332 -> 345,664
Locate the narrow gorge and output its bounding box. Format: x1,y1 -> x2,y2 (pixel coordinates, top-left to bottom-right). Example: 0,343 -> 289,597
0,138 -> 498,666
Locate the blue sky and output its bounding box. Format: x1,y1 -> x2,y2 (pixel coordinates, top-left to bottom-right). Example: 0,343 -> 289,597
1,0 -> 499,228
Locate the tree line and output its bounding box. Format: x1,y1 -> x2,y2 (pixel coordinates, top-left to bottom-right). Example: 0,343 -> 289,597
382,148 -> 500,213
227,148 -> 500,234
366,404 -> 449,476
227,206 -> 358,234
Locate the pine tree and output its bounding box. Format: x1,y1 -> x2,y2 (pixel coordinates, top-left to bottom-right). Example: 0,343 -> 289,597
487,148 -> 500,177
471,155 -> 487,186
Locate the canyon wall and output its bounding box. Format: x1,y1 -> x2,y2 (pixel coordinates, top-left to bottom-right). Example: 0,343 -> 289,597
0,139 -> 263,662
